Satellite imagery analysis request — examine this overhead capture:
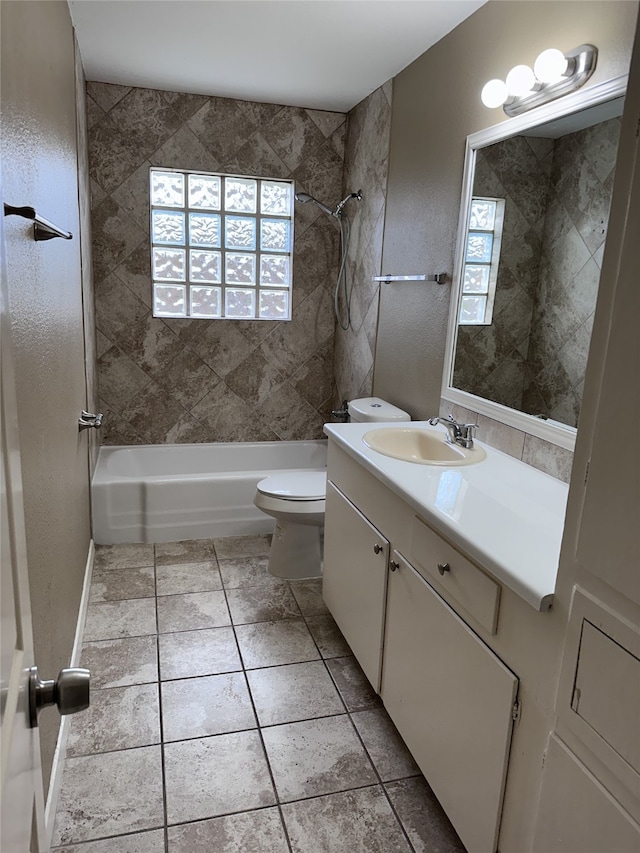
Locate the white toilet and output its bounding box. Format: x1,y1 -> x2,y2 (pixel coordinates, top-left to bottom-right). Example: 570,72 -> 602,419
254,397 -> 410,579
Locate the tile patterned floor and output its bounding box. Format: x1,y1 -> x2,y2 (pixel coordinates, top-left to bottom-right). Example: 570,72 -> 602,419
52,536 -> 466,852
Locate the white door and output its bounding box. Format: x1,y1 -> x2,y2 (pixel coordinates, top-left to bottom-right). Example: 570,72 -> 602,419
1,201 -> 46,851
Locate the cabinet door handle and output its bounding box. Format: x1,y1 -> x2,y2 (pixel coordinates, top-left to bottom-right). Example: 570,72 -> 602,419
389,560 -> 400,572
373,544 -> 384,555
437,562 -> 451,575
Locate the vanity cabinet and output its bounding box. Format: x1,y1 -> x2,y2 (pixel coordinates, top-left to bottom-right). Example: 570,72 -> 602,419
382,550 -> 518,853
322,465 -> 520,853
323,481 -> 389,691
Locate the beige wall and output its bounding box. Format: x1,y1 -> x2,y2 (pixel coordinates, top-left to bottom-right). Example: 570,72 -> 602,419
1,0 -> 93,792
376,0 -> 638,475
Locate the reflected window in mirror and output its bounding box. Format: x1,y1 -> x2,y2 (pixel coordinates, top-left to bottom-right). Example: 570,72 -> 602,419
460,197 -> 505,326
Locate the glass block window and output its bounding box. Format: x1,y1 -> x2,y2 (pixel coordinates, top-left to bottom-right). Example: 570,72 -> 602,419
150,168 -> 294,320
459,197 -> 505,325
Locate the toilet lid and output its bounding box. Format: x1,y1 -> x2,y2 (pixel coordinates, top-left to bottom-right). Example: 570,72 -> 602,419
257,471 -> 326,501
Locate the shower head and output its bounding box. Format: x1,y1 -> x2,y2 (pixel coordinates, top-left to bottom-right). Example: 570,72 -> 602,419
294,191 -> 334,217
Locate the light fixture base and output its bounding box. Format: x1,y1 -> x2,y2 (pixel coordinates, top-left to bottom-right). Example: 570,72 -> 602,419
503,44 -> 597,116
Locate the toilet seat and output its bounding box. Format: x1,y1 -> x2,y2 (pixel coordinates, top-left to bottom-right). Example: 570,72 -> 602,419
256,470 -> 326,501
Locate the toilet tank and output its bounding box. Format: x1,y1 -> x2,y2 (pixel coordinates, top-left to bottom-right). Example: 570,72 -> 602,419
348,397 -> 411,423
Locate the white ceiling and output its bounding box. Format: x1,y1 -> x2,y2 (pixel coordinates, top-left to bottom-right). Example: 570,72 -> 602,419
68,0 -> 485,113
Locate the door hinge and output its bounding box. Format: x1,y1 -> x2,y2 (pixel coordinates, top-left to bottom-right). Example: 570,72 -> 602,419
584,459 -> 590,486
512,698 -> 521,722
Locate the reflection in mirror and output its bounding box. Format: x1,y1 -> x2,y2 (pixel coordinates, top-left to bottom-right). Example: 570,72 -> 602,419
449,90 -> 624,437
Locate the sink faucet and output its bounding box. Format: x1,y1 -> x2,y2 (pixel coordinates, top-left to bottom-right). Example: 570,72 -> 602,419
428,415 -> 478,449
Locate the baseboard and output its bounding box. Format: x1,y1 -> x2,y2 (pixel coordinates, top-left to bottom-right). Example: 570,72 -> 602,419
44,539 -> 95,847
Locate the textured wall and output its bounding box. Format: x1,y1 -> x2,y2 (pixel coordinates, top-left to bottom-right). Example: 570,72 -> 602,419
88,82 -> 346,444
334,81 -> 393,404
454,135 -> 553,410
523,117 -> 621,426
1,0 -> 92,792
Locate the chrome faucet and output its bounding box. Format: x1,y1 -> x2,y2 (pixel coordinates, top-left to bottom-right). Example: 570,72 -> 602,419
428,414 -> 478,449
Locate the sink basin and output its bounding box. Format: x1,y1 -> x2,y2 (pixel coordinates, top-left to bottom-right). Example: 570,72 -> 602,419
363,427 -> 486,466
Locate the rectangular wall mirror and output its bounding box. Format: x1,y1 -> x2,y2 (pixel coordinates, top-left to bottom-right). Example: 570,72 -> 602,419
443,75 -> 627,450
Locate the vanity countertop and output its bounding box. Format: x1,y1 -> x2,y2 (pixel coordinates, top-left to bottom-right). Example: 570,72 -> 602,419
323,421 -> 569,611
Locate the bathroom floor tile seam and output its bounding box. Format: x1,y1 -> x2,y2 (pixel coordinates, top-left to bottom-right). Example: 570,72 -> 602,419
58,539 -> 464,852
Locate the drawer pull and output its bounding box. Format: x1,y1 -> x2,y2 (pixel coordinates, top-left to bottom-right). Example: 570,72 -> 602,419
437,562 -> 451,575
389,560 -> 400,572
373,544 -> 383,555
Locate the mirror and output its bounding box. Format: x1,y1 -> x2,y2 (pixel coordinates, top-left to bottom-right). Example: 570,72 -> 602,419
443,76 -> 627,449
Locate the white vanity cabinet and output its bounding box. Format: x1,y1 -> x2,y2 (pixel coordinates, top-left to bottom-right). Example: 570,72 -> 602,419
323,481 -> 389,691
322,449 -> 522,853
382,550 -> 518,853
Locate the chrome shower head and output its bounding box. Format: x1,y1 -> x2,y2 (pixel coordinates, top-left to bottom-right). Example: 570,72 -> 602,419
294,191 -> 334,217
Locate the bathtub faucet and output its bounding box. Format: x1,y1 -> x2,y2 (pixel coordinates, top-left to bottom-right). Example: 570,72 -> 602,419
428,415 -> 477,449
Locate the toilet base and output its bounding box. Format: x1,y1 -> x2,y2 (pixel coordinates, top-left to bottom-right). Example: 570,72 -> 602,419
268,520 -> 323,580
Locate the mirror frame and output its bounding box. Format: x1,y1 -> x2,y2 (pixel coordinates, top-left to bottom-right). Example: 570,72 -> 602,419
442,74 -> 628,451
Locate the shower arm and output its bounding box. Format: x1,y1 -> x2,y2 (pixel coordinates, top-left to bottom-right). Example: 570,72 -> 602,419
294,190 -> 362,219
333,190 -> 363,218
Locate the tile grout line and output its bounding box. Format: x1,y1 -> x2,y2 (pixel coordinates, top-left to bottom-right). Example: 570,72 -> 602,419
214,540 -> 295,853
83,540 -> 433,850
294,579 -> 419,851
153,549 -> 171,853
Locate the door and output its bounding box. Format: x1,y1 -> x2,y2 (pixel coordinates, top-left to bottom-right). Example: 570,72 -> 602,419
322,482 -> 389,691
1,203 -> 46,851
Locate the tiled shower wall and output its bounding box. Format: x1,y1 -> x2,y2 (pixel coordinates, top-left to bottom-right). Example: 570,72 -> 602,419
334,81 -> 393,404
87,81 -> 346,444
522,117 -> 621,426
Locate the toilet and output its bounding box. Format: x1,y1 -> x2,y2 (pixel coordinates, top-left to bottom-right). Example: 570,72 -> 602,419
254,397 -> 410,579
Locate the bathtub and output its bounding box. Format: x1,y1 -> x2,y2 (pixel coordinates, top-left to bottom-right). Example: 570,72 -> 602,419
92,440 -> 327,544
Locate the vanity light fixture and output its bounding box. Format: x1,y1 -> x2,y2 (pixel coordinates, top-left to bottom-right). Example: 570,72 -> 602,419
481,44 -> 598,116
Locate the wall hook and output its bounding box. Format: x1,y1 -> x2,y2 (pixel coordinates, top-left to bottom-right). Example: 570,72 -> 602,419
4,203 -> 73,242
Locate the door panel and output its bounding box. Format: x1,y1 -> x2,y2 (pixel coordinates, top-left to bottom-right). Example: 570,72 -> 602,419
382,552 -> 518,853
322,482 -> 389,691
1,195 -> 45,852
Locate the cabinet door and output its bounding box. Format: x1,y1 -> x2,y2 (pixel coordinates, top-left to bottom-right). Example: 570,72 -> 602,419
381,551 -> 518,853
323,482 -> 389,691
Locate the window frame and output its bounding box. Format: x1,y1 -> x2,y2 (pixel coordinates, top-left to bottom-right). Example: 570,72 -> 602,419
458,196 -> 505,326
149,167 -> 295,321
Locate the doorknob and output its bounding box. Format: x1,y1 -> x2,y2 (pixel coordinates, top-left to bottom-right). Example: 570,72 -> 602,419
28,666 -> 90,728
78,411 -> 103,431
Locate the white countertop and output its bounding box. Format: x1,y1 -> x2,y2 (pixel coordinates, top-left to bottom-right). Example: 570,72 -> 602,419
323,421 -> 569,611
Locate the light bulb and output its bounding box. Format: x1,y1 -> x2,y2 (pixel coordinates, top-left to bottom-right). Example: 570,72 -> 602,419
481,79 -> 509,109
505,64 -> 536,97
534,48 -> 569,83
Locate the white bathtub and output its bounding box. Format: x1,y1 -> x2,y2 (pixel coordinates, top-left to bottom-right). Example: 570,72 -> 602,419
92,440 -> 327,544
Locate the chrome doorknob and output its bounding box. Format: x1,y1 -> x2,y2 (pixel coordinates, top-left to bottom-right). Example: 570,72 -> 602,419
437,562 -> 451,575
28,666 -> 90,728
